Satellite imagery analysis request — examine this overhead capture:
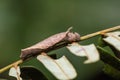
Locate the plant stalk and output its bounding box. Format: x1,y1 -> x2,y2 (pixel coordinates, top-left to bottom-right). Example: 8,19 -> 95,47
80,25 -> 120,40
0,59 -> 23,73
0,25 -> 120,74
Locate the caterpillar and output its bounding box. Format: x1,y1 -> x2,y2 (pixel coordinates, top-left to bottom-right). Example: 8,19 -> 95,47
20,28 -> 80,60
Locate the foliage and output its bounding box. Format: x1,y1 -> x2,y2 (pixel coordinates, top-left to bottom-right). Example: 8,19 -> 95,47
1,26 -> 120,80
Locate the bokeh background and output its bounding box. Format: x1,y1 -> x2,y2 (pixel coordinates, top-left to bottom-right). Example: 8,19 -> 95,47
0,0 -> 120,80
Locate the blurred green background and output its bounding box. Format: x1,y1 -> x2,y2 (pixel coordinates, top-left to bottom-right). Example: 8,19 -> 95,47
0,0 -> 120,80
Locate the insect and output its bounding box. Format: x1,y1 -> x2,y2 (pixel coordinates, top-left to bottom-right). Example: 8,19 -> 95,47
20,27 -> 80,60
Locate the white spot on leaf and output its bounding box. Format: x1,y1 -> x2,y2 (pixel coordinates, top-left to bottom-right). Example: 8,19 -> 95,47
67,43 -> 100,64
103,31 -> 120,51
37,53 -> 77,80
9,66 -> 22,80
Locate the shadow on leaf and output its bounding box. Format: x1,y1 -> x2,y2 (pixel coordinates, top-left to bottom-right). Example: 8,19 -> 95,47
20,66 -> 47,80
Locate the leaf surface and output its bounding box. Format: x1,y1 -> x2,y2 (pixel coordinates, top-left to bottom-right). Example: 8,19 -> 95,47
9,66 -> 22,80
37,53 -> 77,80
103,31 -> 120,51
67,43 -> 100,64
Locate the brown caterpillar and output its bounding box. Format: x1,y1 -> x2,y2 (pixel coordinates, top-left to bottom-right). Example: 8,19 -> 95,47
20,28 -> 80,60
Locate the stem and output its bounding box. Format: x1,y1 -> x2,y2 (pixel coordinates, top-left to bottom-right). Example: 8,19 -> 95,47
0,59 -> 23,73
80,25 -> 120,40
0,25 -> 120,74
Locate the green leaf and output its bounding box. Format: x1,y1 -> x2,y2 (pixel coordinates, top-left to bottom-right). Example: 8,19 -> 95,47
97,46 -> 120,71
102,31 -> 120,58
108,45 -> 120,58
103,64 -> 120,80
97,36 -> 106,47
48,54 -> 57,59
0,79 -> 8,80
20,66 -> 47,80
